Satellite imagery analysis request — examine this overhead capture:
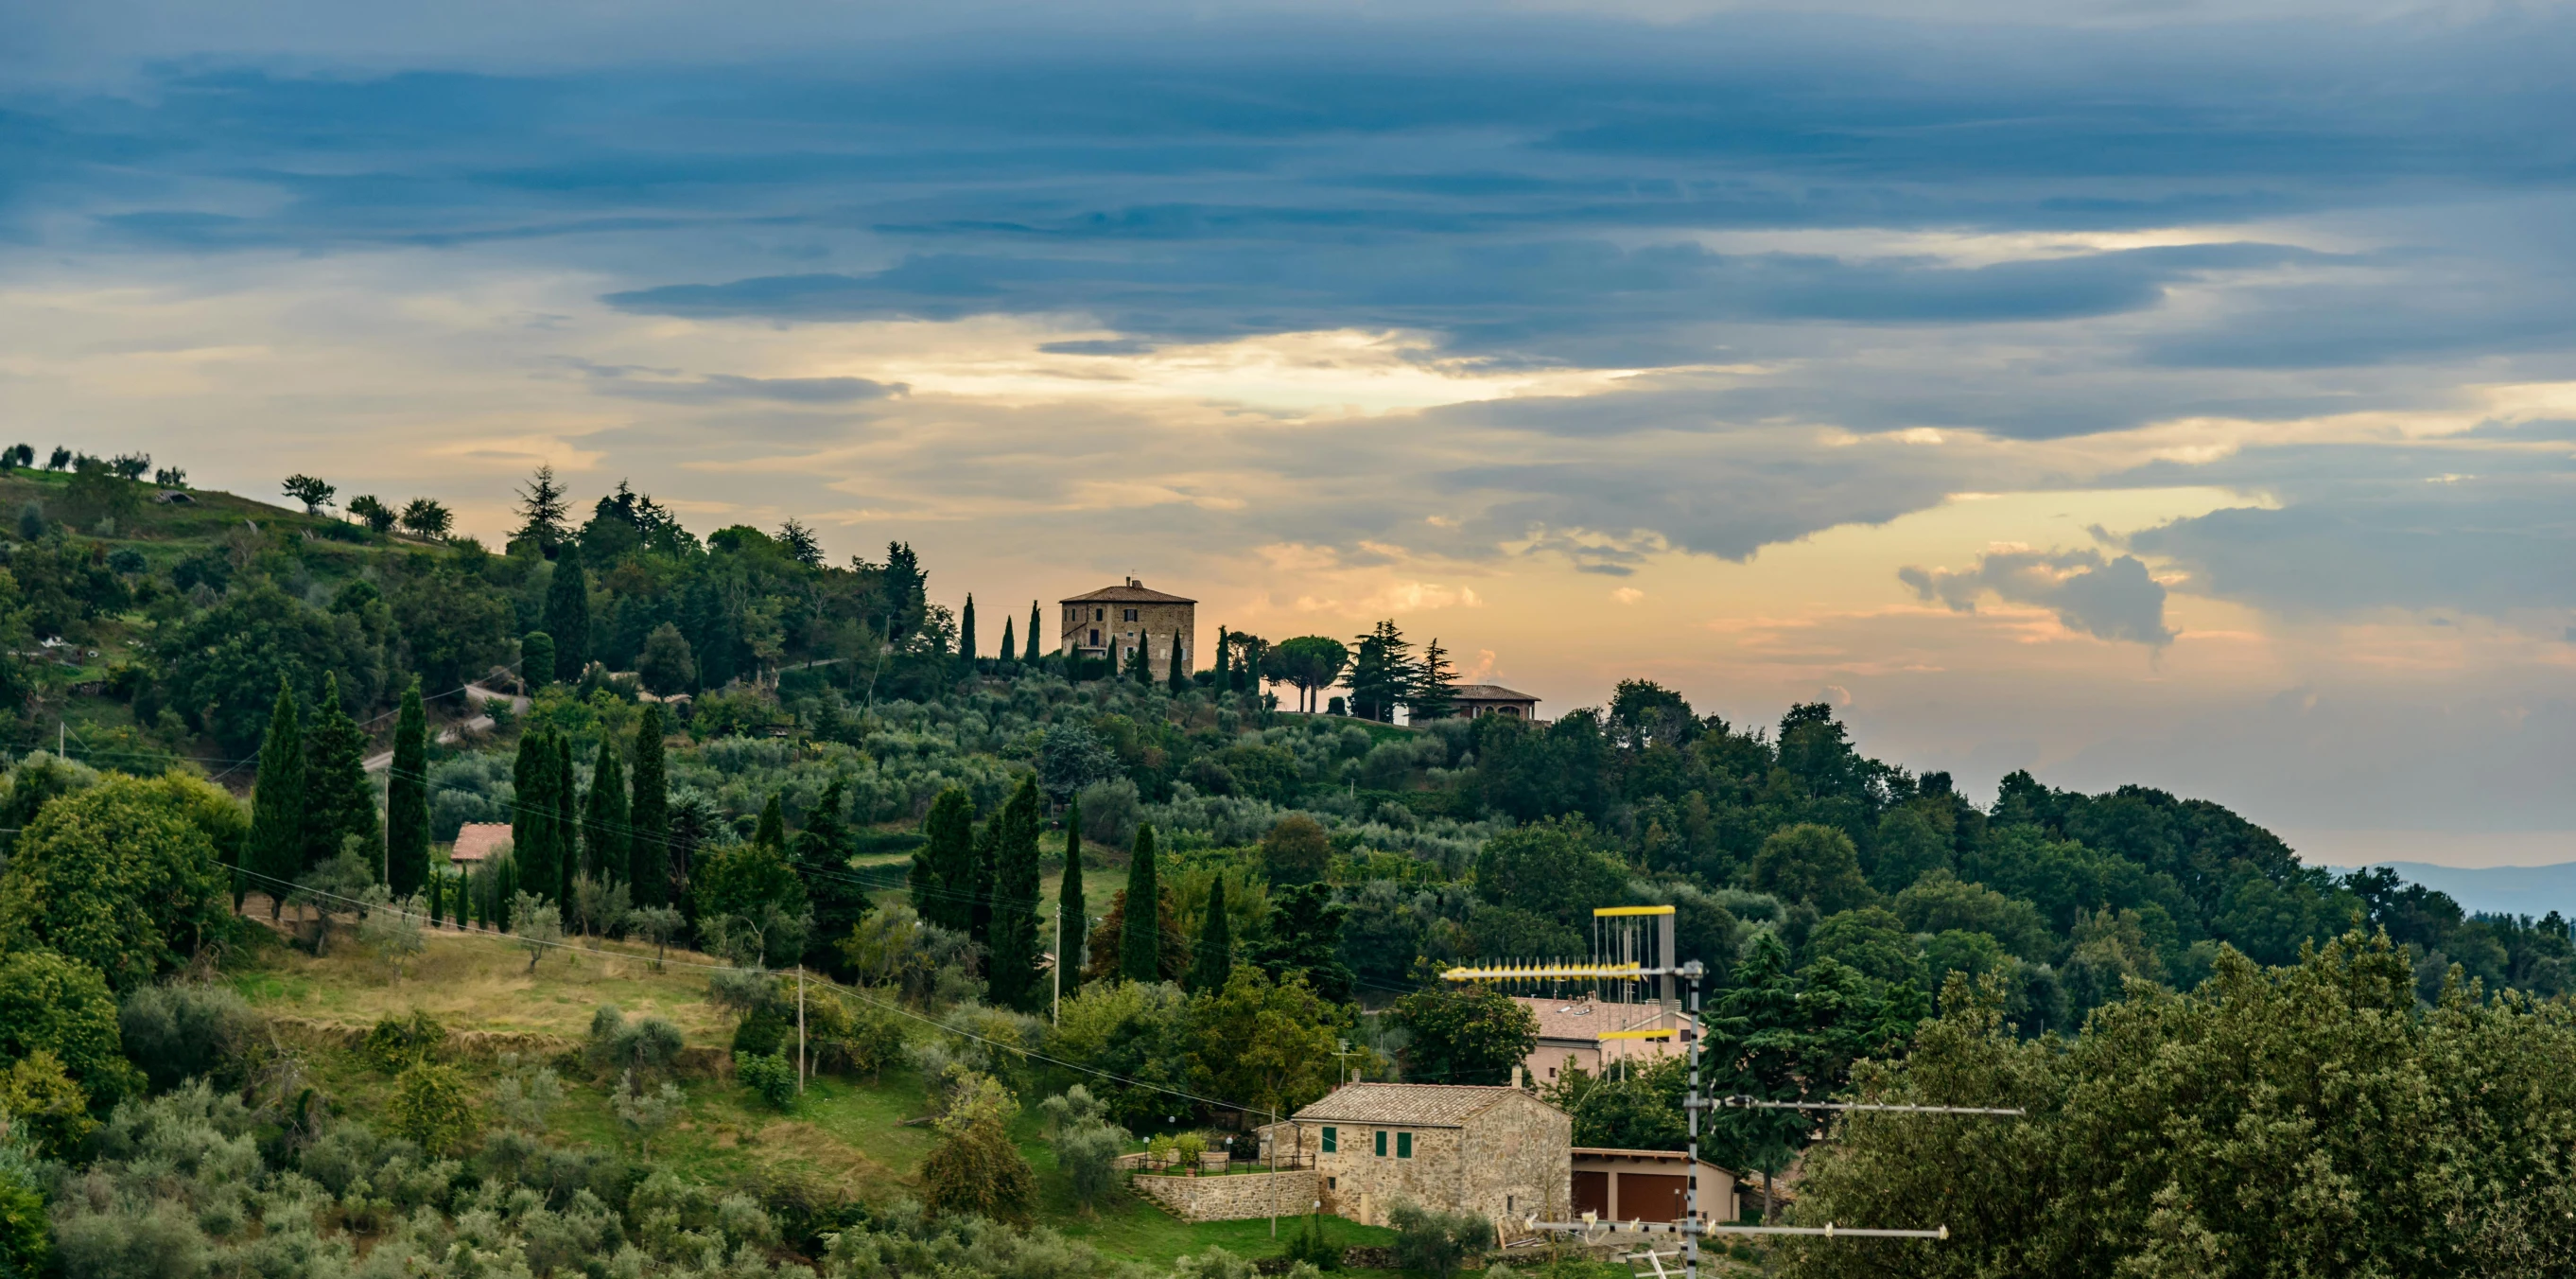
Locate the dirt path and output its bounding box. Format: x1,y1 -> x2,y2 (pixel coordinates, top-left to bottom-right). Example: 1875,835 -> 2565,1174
364,683 -> 529,772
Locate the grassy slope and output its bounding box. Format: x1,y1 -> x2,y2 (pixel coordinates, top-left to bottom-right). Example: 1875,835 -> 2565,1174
228,922 -> 1395,1270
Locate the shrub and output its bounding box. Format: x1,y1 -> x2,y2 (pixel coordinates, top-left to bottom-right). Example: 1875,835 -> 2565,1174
361,1009 -> 446,1073
586,1005 -> 685,1078
1390,1200 -> 1489,1279
1280,1210 -> 1343,1270
1056,1119 -> 1132,1212
0,1049 -> 96,1158
737,1049 -> 798,1111
118,983 -> 258,1094
919,1069 -> 1035,1222
0,949 -> 138,1107
388,1061 -> 474,1156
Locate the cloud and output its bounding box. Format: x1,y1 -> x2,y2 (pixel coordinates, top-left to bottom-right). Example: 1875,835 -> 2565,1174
574,362 -> 909,404
1900,548 -> 2175,644
2127,476 -> 2576,617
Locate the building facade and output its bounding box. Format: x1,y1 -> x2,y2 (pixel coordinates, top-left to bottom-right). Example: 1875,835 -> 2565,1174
1445,684 -> 1540,721
1266,1082 -> 1571,1230
1059,579 -> 1195,680
1516,996 -> 1700,1086
1571,1148 -> 1740,1224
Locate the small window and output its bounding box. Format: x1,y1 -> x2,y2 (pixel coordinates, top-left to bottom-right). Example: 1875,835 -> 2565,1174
1095,607 -> 1105,621
1123,607 -> 1139,622
1327,1176 -> 1336,1189
1374,1130 -> 1387,1158
1322,1127 -> 1337,1153
1397,1132 -> 1412,1159
1089,629 -> 1100,645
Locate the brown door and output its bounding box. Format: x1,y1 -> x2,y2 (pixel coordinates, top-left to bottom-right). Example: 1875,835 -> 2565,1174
1620,1173 -> 1691,1221
1573,1170 -> 1610,1218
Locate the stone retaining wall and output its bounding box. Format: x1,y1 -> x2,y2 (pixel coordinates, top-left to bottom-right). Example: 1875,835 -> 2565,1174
1133,1170 -> 1319,1222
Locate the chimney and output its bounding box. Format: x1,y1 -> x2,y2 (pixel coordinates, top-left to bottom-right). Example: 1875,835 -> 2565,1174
1511,1063 -> 1524,1090
1127,576 -> 1140,588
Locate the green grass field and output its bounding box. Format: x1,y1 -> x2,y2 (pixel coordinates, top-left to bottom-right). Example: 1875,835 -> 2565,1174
225,921 -> 1400,1270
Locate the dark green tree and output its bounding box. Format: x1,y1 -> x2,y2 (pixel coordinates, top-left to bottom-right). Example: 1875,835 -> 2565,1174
1186,878 -> 1232,992
1390,987 -> 1539,1084
1120,824 -> 1162,984
629,705 -> 670,905
1249,883 -> 1354,1004
1268,636 -> 1349,713
1168,633 -> 1190,692
513,464 -> 572,552
1025,601 -> 1042,662
1345,621 -> 1413,723
544,543 -> 591,681
1127,633 -> 1153,684
584,737 -> 630,884
794,778 -> 873,976
512,731 -> 561,904
917,788 -> 976,932
386,680 -> 431,897
520,631 -> 556,691
635,622 -> 695,696
303,673 -> 381,875
1410,638 -> 1457,721
553,734 -> 580,902
998,613 -> 1016,667
753,792 -> 786,851
249,679 -> 306,918
969,815 -> 1001,943
959,593 -> 977,663
1058,795 -> 1086,1000
1212,625 -> 1230,689
985,778 -> 1045,1009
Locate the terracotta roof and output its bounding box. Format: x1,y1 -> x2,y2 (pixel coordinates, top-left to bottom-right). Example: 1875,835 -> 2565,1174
1061,580 -> 1197,604
451,822 -> 511,863
1517,997 -> 1697,1043
1453,683 -> 1538,703
1290,1082 -> 1558,1128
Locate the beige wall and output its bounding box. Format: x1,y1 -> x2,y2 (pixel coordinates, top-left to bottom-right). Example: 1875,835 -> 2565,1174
1293,1094 -> 1570,1229
1061,599 -> 1193,678
1572,1153 -> 1736,1223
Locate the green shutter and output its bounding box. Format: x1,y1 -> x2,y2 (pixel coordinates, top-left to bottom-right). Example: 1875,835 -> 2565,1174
1322,1127 -> 1337,1153
1375,1130 -> 1387,1157
1397,1131 -> 1413,1159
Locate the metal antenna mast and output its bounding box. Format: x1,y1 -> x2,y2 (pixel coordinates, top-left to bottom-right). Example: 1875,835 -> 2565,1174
1444,905 -> 2020,1278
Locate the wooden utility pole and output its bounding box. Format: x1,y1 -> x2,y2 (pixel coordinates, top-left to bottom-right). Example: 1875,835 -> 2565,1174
796,964 -> 808,1093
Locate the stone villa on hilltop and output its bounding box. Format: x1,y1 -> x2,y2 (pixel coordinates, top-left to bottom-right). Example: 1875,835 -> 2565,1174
1061,578 -> 1194,681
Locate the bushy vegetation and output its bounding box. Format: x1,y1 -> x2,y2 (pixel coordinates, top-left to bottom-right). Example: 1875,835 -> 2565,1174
2,451 -> 2568,1277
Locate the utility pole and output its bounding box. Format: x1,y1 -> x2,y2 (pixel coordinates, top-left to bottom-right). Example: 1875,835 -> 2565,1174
1053,906 -> 1062,1025
796,964 -> 808,1094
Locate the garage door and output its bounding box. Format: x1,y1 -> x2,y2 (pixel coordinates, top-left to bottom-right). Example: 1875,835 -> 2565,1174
1573,1170 -> 1610,1218
1618,1173 -> 1692,1222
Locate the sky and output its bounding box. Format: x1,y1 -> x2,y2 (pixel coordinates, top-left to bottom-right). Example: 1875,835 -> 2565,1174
4,0 -> 2572,867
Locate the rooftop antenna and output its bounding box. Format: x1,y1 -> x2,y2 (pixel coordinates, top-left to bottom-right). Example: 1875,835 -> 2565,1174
1445,906 -> 2022,1276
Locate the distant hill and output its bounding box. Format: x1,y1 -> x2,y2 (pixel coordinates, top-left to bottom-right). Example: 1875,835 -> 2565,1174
2330,861 -> 2576,921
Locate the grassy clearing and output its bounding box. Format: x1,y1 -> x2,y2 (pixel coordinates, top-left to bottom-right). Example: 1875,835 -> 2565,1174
225,920 -> 1395,1270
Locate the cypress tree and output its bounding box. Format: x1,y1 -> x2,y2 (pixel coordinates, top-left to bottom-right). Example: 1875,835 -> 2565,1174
1213,627 -> 1229,690
1128,634 -> 1152,684
511,731 -> 551,902
919,788 -> 976,931
495,859 -> 515,932
387,680 -> 431,898
998,615 -> 1016,668
428,867 -> 445,926
585,737 -> 629,885
1186,878 -> 1232,992
968,815 -> 1001,944
1058,794 -> 1085,999
554,734 -> 580,902
249,678 -> 305,918
544,542 -> 590,681
303,673 -> 381,875
985,778 -> 1044,1009
1168,633 -> 1189,692
629,705 -> 670,906
960,593 -> 978,664
1121,824 -> 1160,984
754,792 -> 786,850
1025,601 -> 1042,662
795,777 -> 872,975
521,631 -> 556,691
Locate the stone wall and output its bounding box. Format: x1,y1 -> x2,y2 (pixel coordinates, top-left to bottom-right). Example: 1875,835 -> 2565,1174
1133,1170 -> 1319,1222
1299,1092 -> 1571,1228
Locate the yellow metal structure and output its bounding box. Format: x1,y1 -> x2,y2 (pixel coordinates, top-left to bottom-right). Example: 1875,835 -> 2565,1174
1599,1028 -> 1677,1042
1439,961 -> 1645,981
1593,905 -> 1676,918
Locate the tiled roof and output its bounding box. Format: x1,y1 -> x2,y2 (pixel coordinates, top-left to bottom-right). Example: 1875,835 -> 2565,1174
1518,997 -> 1697,1043
451,822 -> 511,863
1062,582 -> 1197,604
1452,683 -> 1538,703
1291,1082 -> 1553,1127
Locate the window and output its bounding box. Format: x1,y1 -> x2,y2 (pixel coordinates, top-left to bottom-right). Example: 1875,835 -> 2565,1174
1321,1128 -> 1336,1153
1327,1176 -> 1336,1189
1123,607 -> 1139,622
1089,629 -> 1100,645
1095,607 -> 1105,621
1374,1131 -> 1387,1157
1397,1132 -> 1412,1159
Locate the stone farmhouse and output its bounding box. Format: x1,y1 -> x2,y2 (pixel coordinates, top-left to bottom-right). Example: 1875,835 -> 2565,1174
1060,578 -> 1194,681
1262,1081 -> 1571,1228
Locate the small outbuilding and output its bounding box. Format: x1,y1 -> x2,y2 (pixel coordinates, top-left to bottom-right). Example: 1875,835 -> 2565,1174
449,823 -> 511,867
1571,1148 -> 1740,1224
